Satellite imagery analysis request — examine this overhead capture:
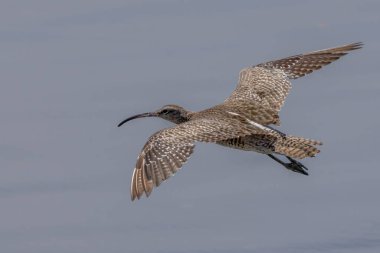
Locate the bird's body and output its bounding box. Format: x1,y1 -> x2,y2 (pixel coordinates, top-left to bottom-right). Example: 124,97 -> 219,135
118,42 -> 362,200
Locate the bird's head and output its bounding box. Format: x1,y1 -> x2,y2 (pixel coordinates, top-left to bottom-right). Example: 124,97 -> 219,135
117,104 -> 191,127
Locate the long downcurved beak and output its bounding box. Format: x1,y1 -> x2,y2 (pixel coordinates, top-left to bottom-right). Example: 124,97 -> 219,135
117,112 -> 158,127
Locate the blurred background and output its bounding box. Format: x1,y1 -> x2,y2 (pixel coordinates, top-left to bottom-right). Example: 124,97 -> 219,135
1,1 -> 379,252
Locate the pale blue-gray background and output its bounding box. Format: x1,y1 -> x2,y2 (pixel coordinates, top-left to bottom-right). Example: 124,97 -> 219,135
1,1 -> 380,252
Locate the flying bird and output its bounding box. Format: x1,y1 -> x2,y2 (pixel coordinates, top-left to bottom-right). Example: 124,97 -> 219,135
118,42 -> 362,201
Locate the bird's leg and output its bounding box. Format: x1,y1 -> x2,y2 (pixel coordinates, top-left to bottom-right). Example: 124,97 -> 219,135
267,154 -> 309,176
267,154 -> 287,166
286,156 -> 309,173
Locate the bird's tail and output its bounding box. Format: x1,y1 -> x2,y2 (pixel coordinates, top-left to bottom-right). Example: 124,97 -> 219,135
274,135 -> 322,159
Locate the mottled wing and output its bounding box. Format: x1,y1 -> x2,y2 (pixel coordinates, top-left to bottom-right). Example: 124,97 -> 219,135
258,42 -> 363,79
131,112 -> 281,200
225,67 -> 291,114
226,42 -> 362,113
131,138 -> 195,201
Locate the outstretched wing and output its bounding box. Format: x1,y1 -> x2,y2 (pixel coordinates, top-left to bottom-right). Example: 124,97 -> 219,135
131,112 -> 282,200
225,42 -> 362,113
257,42 -> 363,79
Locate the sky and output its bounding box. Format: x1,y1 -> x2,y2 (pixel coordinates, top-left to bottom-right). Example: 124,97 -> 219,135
1,0 -> 380,252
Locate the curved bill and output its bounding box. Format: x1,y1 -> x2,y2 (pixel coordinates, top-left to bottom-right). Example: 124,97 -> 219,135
117,112 -> 157,127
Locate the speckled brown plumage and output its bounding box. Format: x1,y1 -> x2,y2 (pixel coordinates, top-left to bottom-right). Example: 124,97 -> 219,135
118,42 -> 362,200
217,135 -> 322,159
226,42 -> 363,113
130,109 -> 283,200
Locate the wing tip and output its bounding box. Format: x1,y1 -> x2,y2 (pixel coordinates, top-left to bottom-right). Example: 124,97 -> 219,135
341,42 -> 364,52
322,42 -> 364,54
130,170 -> 153,202
349,41 -> 363,49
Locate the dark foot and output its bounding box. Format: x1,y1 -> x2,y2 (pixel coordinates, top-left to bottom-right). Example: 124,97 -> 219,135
285,156 -> 309,175
267,154 -> 309,176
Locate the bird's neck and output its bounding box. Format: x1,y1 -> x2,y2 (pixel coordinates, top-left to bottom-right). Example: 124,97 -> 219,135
175,111 -> 192,124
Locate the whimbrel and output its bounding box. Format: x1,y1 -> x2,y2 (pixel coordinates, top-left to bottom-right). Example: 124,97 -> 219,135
118,42 -> 362,201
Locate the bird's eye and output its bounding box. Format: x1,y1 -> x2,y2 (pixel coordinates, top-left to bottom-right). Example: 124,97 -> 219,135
161,109 -> 169,114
